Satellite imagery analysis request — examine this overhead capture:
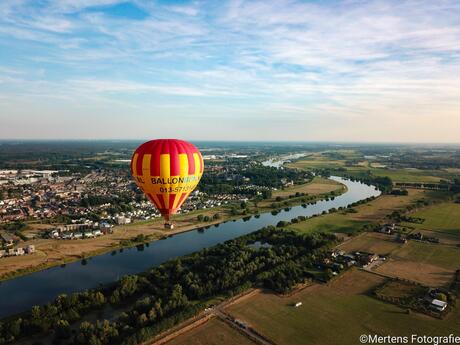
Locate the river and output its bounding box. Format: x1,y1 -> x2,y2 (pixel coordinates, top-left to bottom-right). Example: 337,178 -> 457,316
0,177 -> 380,319
261,153 -> 308,168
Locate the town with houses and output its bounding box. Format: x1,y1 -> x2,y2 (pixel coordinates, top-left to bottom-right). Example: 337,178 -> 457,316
0,155 -> 289,258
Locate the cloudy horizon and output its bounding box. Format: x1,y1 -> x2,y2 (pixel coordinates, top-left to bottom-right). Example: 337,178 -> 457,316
1,0 -> 460,142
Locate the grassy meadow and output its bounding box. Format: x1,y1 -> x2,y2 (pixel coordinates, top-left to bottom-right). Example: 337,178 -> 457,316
288,189 -> 428,235
337,233 -> 403,256
288,152 -> 447,183
376,241 -> 460,287
225,270 -> 460,345
165,318 -> 256,345
272,176 -> 344,198
402,202 -> 460,236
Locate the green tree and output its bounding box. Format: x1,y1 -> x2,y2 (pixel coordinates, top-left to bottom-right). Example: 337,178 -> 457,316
137,313 -> 148,326
109,290 -> 120,304
119,275 -> 138,297
9,318 -> 22,338
55,319 -> 71,339
435,293 -> 447,302
92,292 -> 106,305
148,308 -> 157,321
262,189 -> 272,199
277,221 -> 289,228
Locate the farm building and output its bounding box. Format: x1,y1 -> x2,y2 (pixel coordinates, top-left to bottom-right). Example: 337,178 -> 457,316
430,299 -> 447,312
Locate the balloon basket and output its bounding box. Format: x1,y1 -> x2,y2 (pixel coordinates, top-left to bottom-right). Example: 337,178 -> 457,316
164,222 -> 174,230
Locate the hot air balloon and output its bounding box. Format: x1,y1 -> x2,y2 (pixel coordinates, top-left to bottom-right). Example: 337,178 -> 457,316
130,139 -> 204,229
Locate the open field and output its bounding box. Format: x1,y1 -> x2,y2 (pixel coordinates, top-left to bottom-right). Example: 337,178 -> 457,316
347,190 -> 434,220
287,158 -> 346,170
376,241 -> 460,287
376,280 -> 426,300
289,212 -> 367,234
350,167 -> 443,183
258,177 -> 346,208
377,260 -> 453,288
416,230 -> 460,245
402,202 -> 460,236
289,189 -> 428,235
337,232 -> 403,256
289,155 -> 445,183
225,270 -> 460,345
165,318 -> 256,345
387,241 -> 460,271
272,176 -> 344,198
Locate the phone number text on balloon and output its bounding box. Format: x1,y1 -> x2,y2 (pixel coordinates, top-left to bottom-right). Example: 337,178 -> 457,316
159,185 -> 197,193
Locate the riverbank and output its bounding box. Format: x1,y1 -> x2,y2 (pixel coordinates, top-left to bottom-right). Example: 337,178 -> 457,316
0,177 -> 345,282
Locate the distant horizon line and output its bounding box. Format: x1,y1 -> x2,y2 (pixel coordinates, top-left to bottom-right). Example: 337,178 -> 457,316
1,139 -> 460,146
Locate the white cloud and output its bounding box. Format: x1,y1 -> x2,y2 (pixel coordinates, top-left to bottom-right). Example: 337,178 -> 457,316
167,5 -> 199,16
0,0 -> 459,141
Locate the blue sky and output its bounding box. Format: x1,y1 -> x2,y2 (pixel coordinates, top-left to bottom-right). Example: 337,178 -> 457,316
1,0 -> 460,142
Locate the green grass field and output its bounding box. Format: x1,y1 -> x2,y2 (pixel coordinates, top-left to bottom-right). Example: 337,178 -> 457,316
376,241 -> 460,287
289,155 -> 444,183
376,280 -> 426,300
289,213 -> 368,235
392,241 -> 460,271
402,202 -> 460,236
288,190 -> 427,235
338,233 -> 403,255
272,176 -> 343,198
287,158 -> 346,170
166,318 -> 256,345
374,169 -> 442,183
259,177 -> 346,209
335,166 -> 444,183
417,230 -> 460,245
226,270 -> 460,345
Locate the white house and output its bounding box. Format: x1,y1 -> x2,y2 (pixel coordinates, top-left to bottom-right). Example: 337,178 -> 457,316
116,216 -> 131,225
431,299 -> 447,312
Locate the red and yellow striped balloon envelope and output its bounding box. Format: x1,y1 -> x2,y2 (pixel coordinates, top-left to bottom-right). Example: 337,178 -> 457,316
130,139 -> 204,226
